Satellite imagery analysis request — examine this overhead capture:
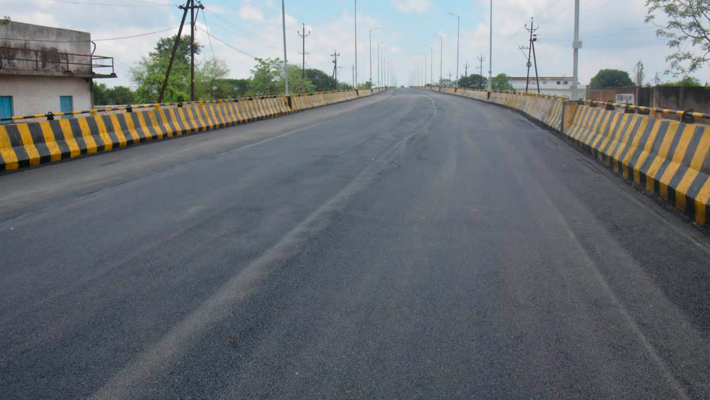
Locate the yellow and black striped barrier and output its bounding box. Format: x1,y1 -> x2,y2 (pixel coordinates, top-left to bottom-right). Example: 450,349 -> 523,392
416,86 -> 710,226
564,102 -> 710,226
0,88 -> 391,172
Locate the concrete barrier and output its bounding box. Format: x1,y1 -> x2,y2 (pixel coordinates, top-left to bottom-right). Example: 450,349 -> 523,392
564,104 -> 710,225
0,88 -> 391,171
0,96 -> 290,171
419,85 -> 710,224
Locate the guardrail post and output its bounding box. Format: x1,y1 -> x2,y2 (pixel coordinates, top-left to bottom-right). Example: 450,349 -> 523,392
45,112 -> 54,121
126,105 -> 133,113
682,110 -> 695,124
605,101 -> 615,111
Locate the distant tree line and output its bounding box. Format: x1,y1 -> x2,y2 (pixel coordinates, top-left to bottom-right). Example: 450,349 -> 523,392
430,73 -> 513,91
93,35 -> 372,106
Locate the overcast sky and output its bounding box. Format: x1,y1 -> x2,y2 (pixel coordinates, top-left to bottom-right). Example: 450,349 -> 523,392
3,0 -> 707,87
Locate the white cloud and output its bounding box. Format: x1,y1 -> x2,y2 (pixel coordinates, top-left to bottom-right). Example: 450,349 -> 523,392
238,6 -> 266,22
392,0 -> 434,14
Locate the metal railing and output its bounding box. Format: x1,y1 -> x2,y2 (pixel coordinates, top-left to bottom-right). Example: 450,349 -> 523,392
579,99 -> 710,122
0,46 -> 114,76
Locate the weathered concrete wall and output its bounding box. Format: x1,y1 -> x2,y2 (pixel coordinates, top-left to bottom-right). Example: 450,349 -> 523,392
586,86 -> 650,106
0,75 -> 91,116
651,86 -> 710,112
0,21 -> 91,74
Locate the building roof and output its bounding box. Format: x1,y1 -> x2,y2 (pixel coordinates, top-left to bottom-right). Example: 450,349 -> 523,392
508,76 -> 572,81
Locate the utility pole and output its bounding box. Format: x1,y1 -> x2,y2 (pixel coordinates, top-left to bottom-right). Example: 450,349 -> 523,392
477,54 -> 485,89
434,34 -> 443,85
297,23 -> 310,78
354,0 -> 358,88
281,0 -> 289,96
158,0 -> 190,103
190,0 -> 204,101
520,44 -> 531,92
488,0 -> 493,91
572,0 -> 581,99
424,54 -> 428,85
369,27 -> 378,86
463,62 -> 470,77
190,0 -> 195,101
377,42 -> 384,87
449,12 -> 460,87
331,50 -> 341,89
524,18 -> 540,94
352,65 -> 355,87
429,45 -> 433,86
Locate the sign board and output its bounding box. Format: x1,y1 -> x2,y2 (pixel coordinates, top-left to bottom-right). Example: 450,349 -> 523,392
615,93 -> 635,105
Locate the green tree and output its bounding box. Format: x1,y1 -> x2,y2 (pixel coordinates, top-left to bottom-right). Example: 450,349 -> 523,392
305,68 -> 337,91
218,78 -> 251,98
646,0 -> 710,75
285,64 -> 316,94
338,82 -> 354,90
249,58 -> 283,95
195,58 -> 230,100
661,76 -> 703,86
491,73 -> 514,91
459,74 -> 487,89
589,69 -> 634,88
92,83 -> 135,105
130,35 -> 201,103
358,81 -> 373,90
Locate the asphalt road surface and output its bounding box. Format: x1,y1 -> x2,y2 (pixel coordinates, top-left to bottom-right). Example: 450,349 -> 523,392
2,88 -> 710,399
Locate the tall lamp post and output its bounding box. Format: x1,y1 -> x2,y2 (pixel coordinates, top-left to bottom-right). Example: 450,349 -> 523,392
487,0 -> 493,91
377,41 -> 384,87
354,0 -> 358,88
572,0 -> 581,99
427,45 -> 433,86
281,0 -> 289,95
383,55 -> 389,87
369,27 -> 379,86
434,34 -> 443,85
448,11 -> 460,87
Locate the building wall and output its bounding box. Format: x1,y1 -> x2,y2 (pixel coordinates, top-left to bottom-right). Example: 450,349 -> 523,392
0,21 -> 92,74
509,78 -> 586,99
0,75 -> 92,116
651,86 -> 710,112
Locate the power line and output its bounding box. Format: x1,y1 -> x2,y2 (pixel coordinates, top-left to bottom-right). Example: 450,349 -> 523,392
204,9 -> 299,56
53,0 -> 171,7
201,10 -> 216,61
0,26 -> 179,43
195,26 -> 257,59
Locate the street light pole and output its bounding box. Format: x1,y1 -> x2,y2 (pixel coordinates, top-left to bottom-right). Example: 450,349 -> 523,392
282,0 -> 289,96
434,34 -> 443,85
377,42 -> 383,87
369,27 -> 378,86
354,0 -> 358,88
573,0 -> 581,99
383,56 -> 389,87
449,12 -> 460,87
429,45 -> 433,86
487,0 -> 493,91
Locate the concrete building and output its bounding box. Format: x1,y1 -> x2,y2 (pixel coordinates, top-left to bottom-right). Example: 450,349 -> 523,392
0,21 -> 115,120
508,76 -> 586,100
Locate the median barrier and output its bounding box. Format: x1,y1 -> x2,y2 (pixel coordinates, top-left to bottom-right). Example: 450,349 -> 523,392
421,85 -> 710,224
0,87 -> 391,172
564,103 -> 710,225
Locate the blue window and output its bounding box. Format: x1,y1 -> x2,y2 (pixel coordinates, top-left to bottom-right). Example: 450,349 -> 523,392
0,96 -> 13,124
60,96 -> 73,118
